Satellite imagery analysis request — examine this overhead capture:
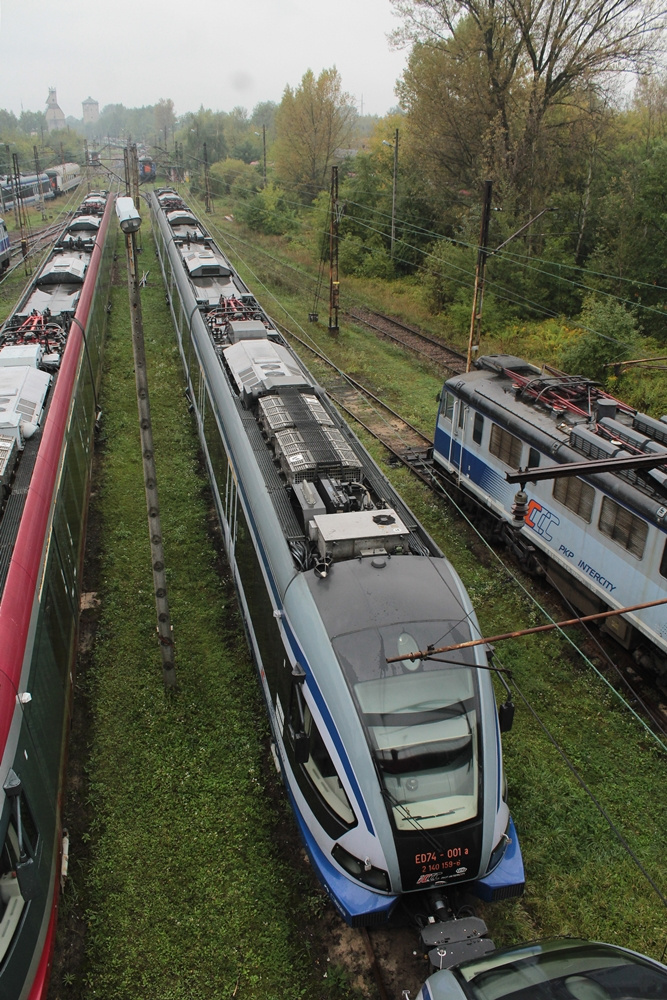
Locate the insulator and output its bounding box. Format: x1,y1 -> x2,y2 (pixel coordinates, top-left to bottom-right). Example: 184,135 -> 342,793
511,489 -> 529,525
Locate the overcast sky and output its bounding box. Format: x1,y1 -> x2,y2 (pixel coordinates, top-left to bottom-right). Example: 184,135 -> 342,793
0,0 -> 408,119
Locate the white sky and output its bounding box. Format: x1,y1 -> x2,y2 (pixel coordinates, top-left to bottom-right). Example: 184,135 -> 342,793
0,0 -> 408,119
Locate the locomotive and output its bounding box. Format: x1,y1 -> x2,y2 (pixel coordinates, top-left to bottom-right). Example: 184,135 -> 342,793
433,355 -> 667,686
0,191 -> 113,998
150,189 -> 524,928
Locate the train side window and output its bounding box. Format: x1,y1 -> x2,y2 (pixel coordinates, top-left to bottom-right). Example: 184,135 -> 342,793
301,705 -> 356,827
660,539 -> 667,579
439,392 -> 454,421
598,496 -> 647,558
489,424 -> 523,468
473,412 -> 484,445
553,476 -> 594,523
528,448 -> 540,468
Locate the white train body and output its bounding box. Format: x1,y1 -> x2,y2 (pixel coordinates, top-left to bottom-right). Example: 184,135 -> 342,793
433,355 -> 667,680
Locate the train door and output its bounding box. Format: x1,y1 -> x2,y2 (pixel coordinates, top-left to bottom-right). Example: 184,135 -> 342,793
450,396 -> 467,479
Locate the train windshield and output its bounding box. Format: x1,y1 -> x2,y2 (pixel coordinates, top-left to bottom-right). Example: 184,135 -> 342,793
333,624 -> 481,831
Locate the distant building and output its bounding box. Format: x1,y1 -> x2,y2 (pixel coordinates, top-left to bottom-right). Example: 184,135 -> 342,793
82,96 -> 99,124
45,88 -> 66,132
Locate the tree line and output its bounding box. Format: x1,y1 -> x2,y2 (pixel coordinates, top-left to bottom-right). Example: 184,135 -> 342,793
1,0 -> 666,366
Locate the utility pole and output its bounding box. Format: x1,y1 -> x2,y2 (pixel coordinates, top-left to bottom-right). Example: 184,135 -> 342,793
120,156 -> 176,689
466,190 -> 556,371
383,129 -> 399,258
33,146 -> 47,221
466,180 -> 493,372
11,153 -> 30,267
262,125 -> 267,188
328,165 -> 340,336
203,142 -> 212,213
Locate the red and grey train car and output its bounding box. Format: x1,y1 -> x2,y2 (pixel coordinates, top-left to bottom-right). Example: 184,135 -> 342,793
0,191 -> 113,998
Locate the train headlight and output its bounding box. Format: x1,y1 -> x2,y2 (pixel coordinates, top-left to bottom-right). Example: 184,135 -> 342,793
332,844 -> 390,892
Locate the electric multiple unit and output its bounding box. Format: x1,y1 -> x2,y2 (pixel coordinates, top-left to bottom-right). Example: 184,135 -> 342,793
0,191 -> 113,999
433,355 -> 667,685
150,189 -> 524,927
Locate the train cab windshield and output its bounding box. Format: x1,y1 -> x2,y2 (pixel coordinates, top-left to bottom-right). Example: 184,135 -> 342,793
333,623 -> 481,832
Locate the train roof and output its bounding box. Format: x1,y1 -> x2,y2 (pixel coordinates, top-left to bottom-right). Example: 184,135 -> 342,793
306,553 -> 482,648
447,355 -> 667,520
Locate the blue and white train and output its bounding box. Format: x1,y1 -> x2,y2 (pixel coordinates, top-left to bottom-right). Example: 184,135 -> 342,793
150,190 -> 524,928
0,218 -> 9,271
0,173 -> 54,213
433,354 -> 667,686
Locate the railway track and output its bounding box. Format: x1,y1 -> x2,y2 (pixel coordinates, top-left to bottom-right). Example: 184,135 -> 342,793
347,305 -> 467,374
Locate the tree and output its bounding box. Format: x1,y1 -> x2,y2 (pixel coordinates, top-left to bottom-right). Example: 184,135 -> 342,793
392,0 -> 666,208
154,98 -> 176,144
175,108 -> 228,176
274,68 -> 356,199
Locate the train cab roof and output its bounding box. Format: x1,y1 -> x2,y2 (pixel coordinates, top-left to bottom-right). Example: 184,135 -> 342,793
305,556 -> 485,833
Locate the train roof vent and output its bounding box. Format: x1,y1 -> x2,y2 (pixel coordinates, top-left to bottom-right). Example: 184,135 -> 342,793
570,426 -> 629,459
36,256 -> 87,285
633,412 -> 667,446
183,249 -> 230,278
0,365 -> 51,444
274,429 -> 317,482
309,509 -> 410,563
476,355 -> 541,376
321,427 -> 361,477
167,209 -> 198,226
303,394 -> 334,426
68,215 -> 100,231
227,320 -> 268,342
599,417 -> 651,451
257,395 -> 294,436
224,340 -> 311,400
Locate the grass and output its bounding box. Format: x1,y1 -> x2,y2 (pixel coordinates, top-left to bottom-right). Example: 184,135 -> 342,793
56,189 -> 667,996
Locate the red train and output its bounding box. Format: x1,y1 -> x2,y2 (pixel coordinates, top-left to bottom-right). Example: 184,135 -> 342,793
0,191 -> 113,998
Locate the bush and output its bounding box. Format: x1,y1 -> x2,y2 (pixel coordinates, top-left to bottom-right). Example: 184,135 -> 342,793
557,294 -> 642,383
235,183 -> 298,235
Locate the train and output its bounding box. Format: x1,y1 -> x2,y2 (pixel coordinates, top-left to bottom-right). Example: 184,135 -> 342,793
0,173 -> 55,214
433,354 -> 667,688
139,158 -> 156,184
150,188 -> 525,930
45,163 -> 81,196
0,190 -> 113,998
0,218 -> 9,271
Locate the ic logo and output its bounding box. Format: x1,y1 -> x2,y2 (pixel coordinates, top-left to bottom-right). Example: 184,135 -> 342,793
524,499 -> 560,541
